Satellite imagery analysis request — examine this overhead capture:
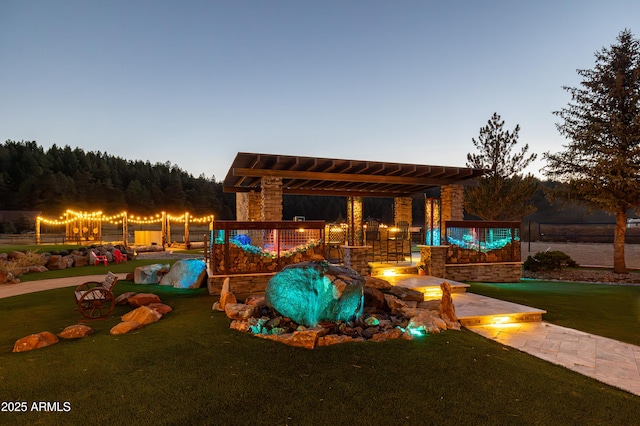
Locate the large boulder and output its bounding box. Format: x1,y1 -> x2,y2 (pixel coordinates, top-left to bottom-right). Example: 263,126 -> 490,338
122,306 -> 162,325
110,321 -> 142,335
159,259 -> 207,289
13,331 -> 59,352
58,324 -> 94,339
215,278 -> 237,311
46,255 -> 67,270
257,327 -> 325,349
70,254 -> 89,267
134,264 -> 171,284
388,285 -> 424,303
224,303 -> 256,320
439,281 -> 460,330
265,261 -> 364,327
127,293 -> 162,307
0,270 -> 17,284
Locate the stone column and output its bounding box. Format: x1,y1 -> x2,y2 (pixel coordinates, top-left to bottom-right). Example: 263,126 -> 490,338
342,245 -> 370,276
261,177 -> 283,221
419,245 -> 448,278
440,185 -> 464,244
393,197 -> 412,226
236,191 -> 262,221
346,196 -> 363,245
441,185 -> 464,222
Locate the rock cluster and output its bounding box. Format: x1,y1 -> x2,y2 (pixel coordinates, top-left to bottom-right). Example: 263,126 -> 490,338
265,261 -> 364,327
110,292 -> 171,335
0,245 -> 134,284
132,260 -> 206,289
215,264 -> 461,349
12,292 -> 171,351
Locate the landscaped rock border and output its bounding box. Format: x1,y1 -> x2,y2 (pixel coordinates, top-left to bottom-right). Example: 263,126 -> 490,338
0,244 -> 135,284
216,271 -> 461,349
11,292 -> 171,351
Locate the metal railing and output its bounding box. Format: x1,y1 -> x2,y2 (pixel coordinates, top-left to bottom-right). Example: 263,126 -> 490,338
206,221 -> 325,275
444,221 -> 521,263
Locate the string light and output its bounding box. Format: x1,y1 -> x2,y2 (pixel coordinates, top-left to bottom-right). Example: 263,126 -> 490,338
38,210 -> 214,226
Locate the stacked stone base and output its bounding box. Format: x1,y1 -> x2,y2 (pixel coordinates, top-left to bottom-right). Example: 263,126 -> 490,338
445,262 -> 523,283
208,273 -> 276,297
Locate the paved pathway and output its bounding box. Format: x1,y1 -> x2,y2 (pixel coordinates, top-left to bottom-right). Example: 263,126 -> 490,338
468,321 -> 640,396
0,274 -> 129,299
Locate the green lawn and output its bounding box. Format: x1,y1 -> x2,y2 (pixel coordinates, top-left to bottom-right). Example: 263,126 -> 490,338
468,280 -> 640,346
0,277 -> 638,424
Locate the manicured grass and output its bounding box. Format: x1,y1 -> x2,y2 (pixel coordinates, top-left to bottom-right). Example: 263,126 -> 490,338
468,280 -> 640,346
0,282 -> 638,424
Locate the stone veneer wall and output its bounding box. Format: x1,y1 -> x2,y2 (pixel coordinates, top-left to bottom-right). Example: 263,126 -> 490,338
342,245 -> 370,276
419,246 -> 447,277
261,176 -> 283,221
393,197 -> 412,226
445,262 -> 523,283
209,273 -> 275,296
420,245 -> 522,283
236,191 -> 262,221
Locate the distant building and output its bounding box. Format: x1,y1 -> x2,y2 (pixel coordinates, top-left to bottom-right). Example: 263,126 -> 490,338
627,218 -> 640,228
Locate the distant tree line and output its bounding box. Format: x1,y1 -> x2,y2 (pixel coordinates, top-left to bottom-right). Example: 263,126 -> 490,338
0,140 -> 625,234
0,140 -> 235,218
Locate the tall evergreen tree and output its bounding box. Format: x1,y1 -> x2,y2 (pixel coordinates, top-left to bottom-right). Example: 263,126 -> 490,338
465,112 -> 538,220
544,29 -> 640,273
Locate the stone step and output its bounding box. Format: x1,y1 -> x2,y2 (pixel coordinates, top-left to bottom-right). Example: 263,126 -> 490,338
385,274 -> 545,327
453,292 -> 546,327
369,261 -> 418,277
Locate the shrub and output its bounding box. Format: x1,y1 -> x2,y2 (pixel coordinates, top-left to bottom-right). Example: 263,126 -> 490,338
0,251 -> 47,277
523,250 -> 578,272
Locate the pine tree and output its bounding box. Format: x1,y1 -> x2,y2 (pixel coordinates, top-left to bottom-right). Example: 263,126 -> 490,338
545,29 -> 640,273
465,112 -> 538,220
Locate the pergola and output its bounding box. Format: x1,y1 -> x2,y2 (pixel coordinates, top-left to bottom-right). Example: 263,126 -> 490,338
223,152 -> 487,245
223,152 -> 485,198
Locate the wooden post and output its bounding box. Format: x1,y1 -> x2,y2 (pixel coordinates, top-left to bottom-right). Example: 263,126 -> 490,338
122,213 -> 128,247
184,212 -> 190,248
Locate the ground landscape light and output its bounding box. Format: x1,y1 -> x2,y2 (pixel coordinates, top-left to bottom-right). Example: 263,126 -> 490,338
492,315 -> 514,325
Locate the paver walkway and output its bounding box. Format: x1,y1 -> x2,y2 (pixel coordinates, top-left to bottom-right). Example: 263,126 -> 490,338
468,321 -> 640,396
0,274 -> 129,299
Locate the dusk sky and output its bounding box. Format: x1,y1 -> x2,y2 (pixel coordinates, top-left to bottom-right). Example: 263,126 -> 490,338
2,1 -> 639,180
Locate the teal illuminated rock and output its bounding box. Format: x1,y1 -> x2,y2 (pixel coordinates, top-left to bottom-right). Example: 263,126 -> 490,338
159,259 -> 207,289
265,261 -> 364,327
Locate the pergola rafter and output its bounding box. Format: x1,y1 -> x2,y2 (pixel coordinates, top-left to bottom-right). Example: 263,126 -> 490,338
224,152 -> 486,198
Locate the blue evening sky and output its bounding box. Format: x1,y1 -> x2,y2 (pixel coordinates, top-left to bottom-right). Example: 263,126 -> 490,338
1,1 -> 638,180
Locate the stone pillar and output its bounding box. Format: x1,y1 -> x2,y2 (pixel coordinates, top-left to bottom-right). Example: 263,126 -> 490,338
393,197 -> 412,226
347,196 -> 363,245
236,191 -> 262,221
342,245 -> 370,276
441,185 -> 464,244
441,185 -> 464,222
261,177 -> 283,221
419,245 -> 447,278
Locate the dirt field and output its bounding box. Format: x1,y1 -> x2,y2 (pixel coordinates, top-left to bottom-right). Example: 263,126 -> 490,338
522,242 -> 640,269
